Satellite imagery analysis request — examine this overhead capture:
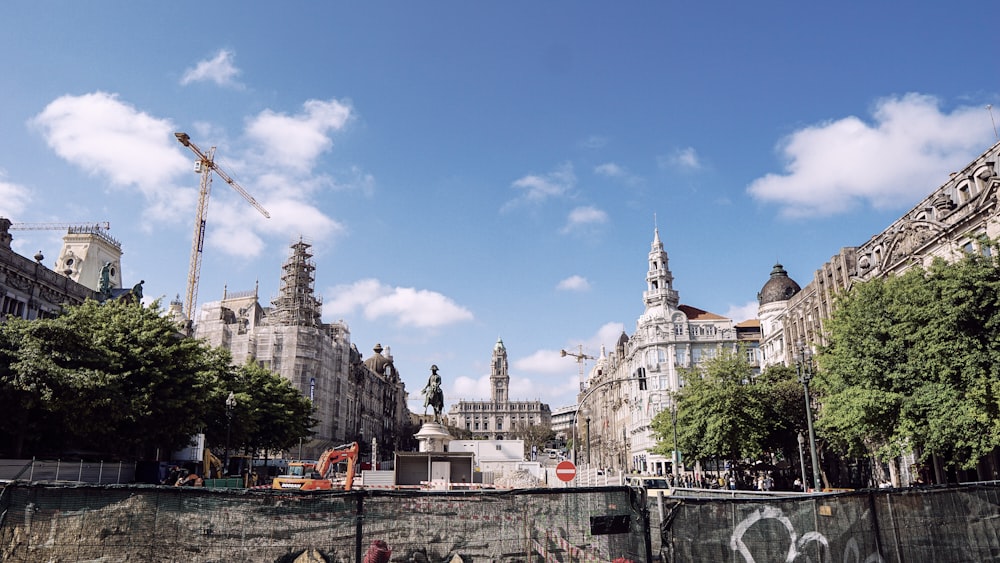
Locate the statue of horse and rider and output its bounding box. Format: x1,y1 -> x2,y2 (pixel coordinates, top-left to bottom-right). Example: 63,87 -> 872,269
422,364 -> 444,423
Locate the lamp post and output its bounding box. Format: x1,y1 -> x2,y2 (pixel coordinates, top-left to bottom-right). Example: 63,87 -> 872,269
797,432 -> 808,492
224,391 -> 236,477
561,346 -> 596,465
794,340 -> 822,491
670,397 -> 680,482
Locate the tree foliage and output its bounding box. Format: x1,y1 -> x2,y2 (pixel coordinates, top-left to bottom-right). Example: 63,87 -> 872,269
651,346 -> 768,464
511,421 -> 556,457
818,252 -> 1000,469
0,299 -> 314,460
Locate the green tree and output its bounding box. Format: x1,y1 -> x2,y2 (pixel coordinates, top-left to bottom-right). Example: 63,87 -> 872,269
819,252 -> 1000,470
651,346 -> 768,466
756,364 -> 811,462
0,300 -> 326,463
235,360 -> 317,454
817,275 -> 907,461
511,421 -> 556,458
1,300 -> 231,459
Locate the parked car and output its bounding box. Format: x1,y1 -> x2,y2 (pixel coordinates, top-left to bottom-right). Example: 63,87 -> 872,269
624,475 -> 672,497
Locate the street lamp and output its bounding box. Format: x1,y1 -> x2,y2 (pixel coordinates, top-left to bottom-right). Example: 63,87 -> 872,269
794,340 -> 822,491
224,391 -> 236,476
560,346 -> 596,464
670,397 -> 680,482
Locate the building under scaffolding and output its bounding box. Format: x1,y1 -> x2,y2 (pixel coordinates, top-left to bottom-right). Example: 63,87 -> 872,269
195,240 -> 409,462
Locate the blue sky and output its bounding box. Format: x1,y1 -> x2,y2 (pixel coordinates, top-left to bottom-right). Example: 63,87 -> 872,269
2,2 -> 997,414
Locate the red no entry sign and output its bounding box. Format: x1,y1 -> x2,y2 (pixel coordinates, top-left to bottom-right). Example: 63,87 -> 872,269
556,460 -> 577,482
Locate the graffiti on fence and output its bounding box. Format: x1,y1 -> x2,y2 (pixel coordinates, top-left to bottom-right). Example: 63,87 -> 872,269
729,505 -> 884,563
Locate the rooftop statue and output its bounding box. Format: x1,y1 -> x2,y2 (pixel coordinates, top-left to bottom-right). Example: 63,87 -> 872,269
99,262 -> 113,299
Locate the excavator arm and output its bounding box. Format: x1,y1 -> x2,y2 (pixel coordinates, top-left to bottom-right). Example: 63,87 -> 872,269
272,442 -> 359,491
315,442 -> 359,491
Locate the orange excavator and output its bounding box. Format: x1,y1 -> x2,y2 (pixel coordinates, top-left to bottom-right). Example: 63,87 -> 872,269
272,442 -> 359,491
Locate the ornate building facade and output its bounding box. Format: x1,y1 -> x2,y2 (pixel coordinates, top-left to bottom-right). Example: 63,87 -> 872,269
1,218 -> 124,320
760,140 -> 1000,369
583,229 -> 746,475
447,338 -> 552,440
194,240 -> 409,462
757,141 -> 1000,484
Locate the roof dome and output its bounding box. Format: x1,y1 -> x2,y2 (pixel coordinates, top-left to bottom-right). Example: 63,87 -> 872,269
363,343 -> 394,376
758,263 -> 801,305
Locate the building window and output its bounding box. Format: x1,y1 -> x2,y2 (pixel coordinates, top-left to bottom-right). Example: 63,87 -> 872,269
496,444 -> 502,451
496,419 -> 503,430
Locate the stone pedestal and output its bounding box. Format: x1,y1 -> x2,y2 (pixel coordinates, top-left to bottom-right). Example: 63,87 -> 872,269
414,422 -> 453,452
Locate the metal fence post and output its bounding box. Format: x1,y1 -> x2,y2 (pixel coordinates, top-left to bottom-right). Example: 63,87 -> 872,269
355,492 -> 365,563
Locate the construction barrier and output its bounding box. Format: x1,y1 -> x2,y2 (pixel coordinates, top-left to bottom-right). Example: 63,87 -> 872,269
0,481 -> 650,562
659,482 -> 1000,563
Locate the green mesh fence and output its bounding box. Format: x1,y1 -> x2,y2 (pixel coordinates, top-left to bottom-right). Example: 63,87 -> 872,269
659,483 -> 1000,563
0,482 -> 650,562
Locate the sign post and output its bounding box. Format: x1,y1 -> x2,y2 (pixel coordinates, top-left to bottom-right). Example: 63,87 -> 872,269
556,460 -> 577,483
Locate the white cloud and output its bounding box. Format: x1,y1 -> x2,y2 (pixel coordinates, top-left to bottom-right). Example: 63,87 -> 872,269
180,50 -> 243,88
206,198 -> 343,258
515,322 -> 624,376
30,91 -> 355,261
578,135 -> 608,150
30,92 -> 193,221
0,173 -> 32,218
245,99 -> 352,174
451,373 -> 491,400
325,278 -> 474,328
748,93 -> 996,218
659,147 -> 702,171
502,162 -> 575,211
595,162 -> 642,185
561,205 -> 608,234
557,275 -> 590,292
595,163 -> 624,177
725,301 -> 759,323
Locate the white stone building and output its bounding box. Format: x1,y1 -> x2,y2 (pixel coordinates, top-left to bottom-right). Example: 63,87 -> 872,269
584,229 -> 743,475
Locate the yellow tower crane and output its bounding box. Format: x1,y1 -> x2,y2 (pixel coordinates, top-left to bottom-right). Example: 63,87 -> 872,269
174,132 -> 270,324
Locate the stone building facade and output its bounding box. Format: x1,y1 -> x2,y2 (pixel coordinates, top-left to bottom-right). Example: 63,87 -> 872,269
760,140 -> 1000,368
194,240 -> 408,462
0,218 -> 123,320
447,338 -> 552,440
583,229 -> 747,475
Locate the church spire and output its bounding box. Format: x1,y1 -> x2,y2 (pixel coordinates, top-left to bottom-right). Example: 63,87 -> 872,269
644,228 -> 679,309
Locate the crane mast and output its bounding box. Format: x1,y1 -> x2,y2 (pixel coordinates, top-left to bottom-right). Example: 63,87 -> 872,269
174,132 -> 270,324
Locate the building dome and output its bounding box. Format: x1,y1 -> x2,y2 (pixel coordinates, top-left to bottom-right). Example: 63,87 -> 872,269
758,263 -> 801,304
364,343 -> 395,377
